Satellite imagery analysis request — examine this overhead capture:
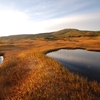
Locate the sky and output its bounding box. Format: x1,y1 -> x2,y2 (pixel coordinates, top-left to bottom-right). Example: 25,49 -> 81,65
0,0 -> 100,36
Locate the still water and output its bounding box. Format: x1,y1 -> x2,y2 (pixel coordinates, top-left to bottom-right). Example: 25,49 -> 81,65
0,56 -> 4,64
47,49 -> 100,82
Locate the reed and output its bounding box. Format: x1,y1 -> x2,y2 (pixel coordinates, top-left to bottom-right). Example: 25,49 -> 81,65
0,35 -> 100,99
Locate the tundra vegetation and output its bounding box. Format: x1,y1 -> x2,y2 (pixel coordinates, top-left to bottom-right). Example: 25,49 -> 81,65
0,29 -> 100,100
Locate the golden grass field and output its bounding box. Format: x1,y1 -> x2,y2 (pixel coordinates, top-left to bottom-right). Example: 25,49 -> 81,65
0,34 -> 100,99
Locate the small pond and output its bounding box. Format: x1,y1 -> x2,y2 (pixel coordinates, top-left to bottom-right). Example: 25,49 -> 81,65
0,56 -> 4,64
47,49 -> 100,82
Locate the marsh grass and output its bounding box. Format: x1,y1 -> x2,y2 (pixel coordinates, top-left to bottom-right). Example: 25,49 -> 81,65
0,34 -> 100,99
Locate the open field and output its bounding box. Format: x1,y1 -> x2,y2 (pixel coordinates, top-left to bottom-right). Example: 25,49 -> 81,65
0,29 -> 100,99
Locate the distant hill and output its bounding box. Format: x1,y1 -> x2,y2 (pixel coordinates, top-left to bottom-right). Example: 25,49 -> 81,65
0,32 -> 52,40
0,29 -> 100,40
44,29 -> 100,40
53,29 -> 100,37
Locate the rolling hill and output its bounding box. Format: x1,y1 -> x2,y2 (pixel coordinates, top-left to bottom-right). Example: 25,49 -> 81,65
0,29 -> 100,40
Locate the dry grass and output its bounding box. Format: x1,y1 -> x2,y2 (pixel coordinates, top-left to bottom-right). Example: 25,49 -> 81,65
0,36 -> 100,99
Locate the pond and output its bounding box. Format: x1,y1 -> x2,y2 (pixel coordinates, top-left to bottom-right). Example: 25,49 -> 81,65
0,56 -> 4,64
47,49 -> 100,82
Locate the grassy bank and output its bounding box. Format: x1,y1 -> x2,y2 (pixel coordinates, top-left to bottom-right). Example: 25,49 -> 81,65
0,29 -> 100,99
0,50 -> 100,100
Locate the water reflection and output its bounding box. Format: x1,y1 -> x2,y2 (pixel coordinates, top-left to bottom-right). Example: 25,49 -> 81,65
0,56 -> 4,64
47,49 -> 100,82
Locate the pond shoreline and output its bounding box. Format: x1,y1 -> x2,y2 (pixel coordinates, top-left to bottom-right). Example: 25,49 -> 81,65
46,49 -> 100,82
44,47 -> 100,54
0,54 -> 4,65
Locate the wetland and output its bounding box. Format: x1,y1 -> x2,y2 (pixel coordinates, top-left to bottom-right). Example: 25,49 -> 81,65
47,49 -> 100,82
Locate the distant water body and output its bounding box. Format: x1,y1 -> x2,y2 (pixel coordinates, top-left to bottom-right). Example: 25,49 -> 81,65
47,49 -> 100,82
0,56 -> 4,64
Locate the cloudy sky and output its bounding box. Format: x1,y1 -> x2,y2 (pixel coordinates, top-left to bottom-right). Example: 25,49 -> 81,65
0,0 -> 100,36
